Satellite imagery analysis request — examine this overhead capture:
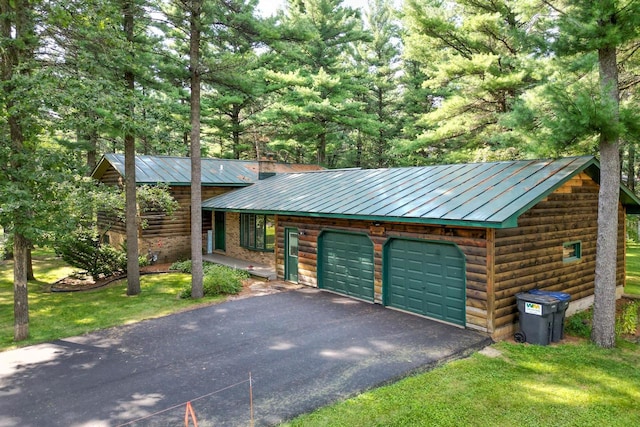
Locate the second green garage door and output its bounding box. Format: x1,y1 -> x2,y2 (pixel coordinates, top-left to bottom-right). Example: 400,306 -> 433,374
319,231 -> 374,302
384,238 -> 466,326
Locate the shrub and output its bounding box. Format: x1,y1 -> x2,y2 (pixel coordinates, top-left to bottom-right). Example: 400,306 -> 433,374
616,300 -> 639,336
179,262 -> 249,298
565,309 -> 592,339
170,259 -> 192,273
56,229 -> 126,277
138,255 -> 150,268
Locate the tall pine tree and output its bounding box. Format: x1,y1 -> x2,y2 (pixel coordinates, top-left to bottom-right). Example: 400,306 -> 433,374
402,0 -> 542,163
263,0 -> 372,165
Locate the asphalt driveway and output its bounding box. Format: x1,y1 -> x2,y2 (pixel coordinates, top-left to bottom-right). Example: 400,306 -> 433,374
0,288 -> 492,426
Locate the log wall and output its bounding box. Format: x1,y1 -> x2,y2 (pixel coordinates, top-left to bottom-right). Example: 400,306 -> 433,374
97,162 -> 234,262
276,216 -> 490,332
492,172 -> 626,338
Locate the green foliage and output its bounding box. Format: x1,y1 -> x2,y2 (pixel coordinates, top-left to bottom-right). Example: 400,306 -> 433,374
138,254 -> 150,268
0,231 -> 11,261
137,184 -> 180,228
137,184 -> 180,216
401,0 -> 542,161
566,301 -> 640,339
627,218 -> 639,243
170,259 -> 192,273
178,262 -> 249,298
55,229 -> 126,277
616,301 -> 639,336
262,0 -> 374,165
565,310 -> 593,338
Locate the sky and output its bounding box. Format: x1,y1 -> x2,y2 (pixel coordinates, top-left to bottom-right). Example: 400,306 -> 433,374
257,0 -> 370,17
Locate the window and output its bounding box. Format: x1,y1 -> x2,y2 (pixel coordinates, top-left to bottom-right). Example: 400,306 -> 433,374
240,214 -> 275,251
563,241 -> 581,262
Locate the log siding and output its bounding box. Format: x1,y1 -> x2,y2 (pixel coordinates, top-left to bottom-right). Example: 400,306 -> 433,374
276,216 -> 490,332
492,173 -> 626,338
274,173 -> 625,339
97,163 -> 235,262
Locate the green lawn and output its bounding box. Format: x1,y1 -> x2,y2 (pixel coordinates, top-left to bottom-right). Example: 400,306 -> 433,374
0,248 -> 223,351
625,243 -> 640,295
283,342 -> 640,427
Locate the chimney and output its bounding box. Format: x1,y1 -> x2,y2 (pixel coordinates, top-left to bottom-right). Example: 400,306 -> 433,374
258,153 -> 276,180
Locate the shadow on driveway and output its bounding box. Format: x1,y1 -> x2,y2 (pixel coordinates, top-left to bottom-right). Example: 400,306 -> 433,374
0,288 -> 492,426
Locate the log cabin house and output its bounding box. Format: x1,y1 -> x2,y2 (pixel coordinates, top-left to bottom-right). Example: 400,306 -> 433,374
91,153 -> 323,263
202,156 -> 640,340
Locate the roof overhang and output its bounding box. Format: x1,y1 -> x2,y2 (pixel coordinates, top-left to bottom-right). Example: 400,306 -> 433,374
204,207 -> 516,229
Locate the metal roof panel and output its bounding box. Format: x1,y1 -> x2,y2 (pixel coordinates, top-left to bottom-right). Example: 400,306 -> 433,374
93,154 -> 323,186
202,156 -> 640,228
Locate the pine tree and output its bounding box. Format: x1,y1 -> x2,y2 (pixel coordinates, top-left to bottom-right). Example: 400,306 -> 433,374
546,0 -> 640,348
0,0 -> 38,340
353,0 -> 403,168
263,0 -> 372,165
402,0 -> 542,162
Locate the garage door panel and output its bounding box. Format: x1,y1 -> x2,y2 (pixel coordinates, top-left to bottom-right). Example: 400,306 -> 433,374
385,239 -> 466,326
320,232 -> 374,302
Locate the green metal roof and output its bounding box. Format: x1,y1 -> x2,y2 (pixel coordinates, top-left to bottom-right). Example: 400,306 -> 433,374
91,153 -> 321,186
202,156 -> 640,228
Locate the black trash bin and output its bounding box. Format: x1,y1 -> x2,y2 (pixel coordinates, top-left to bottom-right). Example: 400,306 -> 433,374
529,289 -> 571,342
515,293 -> 559,345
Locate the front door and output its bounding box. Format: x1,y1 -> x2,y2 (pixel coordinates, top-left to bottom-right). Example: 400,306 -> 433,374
214,211 -> 226,251
285,228 -> 299,283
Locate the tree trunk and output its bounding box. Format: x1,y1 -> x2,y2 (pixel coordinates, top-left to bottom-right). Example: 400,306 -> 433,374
2,0 -> 34,342
627,144 -> 635,192
190,0 -> 204,299
123,0 -> 140,296
317,130 -> 327,165
26,246 -> 34,281
13,232 -> 29,341
355,130 -> 362,168
86,129 -> 98,174
591,42 -> 620,348
232,104 -> 242,159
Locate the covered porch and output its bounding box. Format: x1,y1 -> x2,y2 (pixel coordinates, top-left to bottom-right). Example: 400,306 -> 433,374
202,253 -> 277,281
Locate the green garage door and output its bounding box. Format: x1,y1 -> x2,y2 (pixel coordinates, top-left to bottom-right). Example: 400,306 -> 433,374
384,239 -> 466,326
319,231 -> 374,302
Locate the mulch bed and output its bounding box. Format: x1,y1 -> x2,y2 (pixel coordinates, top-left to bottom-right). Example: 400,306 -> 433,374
50,263 -> 173,292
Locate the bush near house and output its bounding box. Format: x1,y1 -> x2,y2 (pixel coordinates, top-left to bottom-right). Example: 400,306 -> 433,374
55,229 -> 126,277
55,229 -> 153,277
172,260 -> 249,298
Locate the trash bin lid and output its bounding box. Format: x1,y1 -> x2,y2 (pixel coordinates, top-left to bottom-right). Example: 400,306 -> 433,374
529,289 -> 571,302
516,292 -> 559,304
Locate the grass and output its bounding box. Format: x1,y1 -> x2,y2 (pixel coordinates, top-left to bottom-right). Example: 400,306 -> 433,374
283,342 -> 640,427
0,248 -> 223,351
625,242 -> 640,295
